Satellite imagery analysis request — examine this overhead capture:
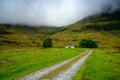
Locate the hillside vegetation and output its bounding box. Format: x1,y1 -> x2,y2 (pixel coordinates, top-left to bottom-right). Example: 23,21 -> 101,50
51,11 -> 120,49
0,25 -> 62,49
0,11 -> 120,49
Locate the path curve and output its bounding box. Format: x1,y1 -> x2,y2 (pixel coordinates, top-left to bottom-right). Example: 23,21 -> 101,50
15,50 -> 88,80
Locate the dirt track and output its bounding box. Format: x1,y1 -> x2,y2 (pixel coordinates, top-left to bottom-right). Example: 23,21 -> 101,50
16,50 -> 92,80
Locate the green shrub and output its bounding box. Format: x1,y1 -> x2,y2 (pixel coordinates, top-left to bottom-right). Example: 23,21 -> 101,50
42,38 -> 52,48
79,39 -> 98,48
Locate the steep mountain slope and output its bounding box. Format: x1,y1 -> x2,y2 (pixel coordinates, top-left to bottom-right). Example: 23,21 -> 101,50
0,11 -> 120,49
51,11 -> 120,48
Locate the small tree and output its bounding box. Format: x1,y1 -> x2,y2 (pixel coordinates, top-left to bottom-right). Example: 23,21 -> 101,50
42,38 -> 52,48
79,39 -> 98,48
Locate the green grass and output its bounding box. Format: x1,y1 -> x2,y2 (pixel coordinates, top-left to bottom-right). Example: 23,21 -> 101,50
0,48 -> 84,80
73,49 -> 120,80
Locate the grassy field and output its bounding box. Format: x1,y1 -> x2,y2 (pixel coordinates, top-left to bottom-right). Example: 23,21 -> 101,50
73,49 -> 120,80
0,48 -> 84,80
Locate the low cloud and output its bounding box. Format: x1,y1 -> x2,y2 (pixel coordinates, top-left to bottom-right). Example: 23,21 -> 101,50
0,0 -> 120,26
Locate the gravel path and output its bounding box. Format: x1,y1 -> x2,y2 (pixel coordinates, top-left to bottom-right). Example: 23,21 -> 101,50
16,50 -> 88,80
52,50 -> 92,80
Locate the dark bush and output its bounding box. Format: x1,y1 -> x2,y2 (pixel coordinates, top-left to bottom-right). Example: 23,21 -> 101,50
79,39 -> 98,48
42,38 -> 52,48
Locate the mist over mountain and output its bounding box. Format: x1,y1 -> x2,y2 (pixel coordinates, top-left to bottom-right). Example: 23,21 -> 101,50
0,0 -> 120,26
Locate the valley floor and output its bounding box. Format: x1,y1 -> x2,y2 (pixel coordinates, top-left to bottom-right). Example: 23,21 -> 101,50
0,48 -> 84,80
16,50 -> 91,80
0,48 -> 120,80
73,49 -> 120,80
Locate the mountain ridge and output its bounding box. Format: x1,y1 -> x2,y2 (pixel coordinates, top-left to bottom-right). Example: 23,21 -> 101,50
51,11 -> 120,49
0,11 -> 120,49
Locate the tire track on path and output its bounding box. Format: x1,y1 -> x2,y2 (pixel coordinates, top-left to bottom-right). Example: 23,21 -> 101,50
52,50 -> 92,80
15,50 -> 88,80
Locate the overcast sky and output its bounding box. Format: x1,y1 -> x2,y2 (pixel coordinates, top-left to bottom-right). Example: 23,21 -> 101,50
0,0 -> 120,26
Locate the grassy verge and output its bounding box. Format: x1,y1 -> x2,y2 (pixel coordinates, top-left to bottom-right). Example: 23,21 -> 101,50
0,48 -> 84,80
73,49 -> 120,80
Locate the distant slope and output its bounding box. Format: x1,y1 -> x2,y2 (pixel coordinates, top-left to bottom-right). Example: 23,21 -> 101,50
0,11 -> 120,49
0,25 -> 61,49
52,11 -> 120,48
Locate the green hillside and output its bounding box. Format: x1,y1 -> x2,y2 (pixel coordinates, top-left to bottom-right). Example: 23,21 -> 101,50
51,12 -> 120,49
0,25 -> 61,49
0,11 -> 120,49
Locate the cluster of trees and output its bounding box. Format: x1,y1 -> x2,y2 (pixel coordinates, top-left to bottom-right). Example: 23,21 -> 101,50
79,39 -> 98,48
42,38 -> 98,48
42,38 -> 52,48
